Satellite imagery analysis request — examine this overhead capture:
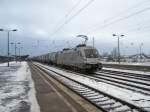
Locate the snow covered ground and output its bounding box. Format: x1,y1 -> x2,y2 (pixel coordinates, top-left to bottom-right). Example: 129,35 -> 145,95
102,61 -> 150,66
102,67 -> 150,76
102,61 -> 150,75
35,62 -> 150,111
0,62 -> 40,112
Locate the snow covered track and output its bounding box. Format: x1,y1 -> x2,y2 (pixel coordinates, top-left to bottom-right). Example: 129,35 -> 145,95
33,62 -> 150,112
95,69 -> 150,95
100,69 -> 150,81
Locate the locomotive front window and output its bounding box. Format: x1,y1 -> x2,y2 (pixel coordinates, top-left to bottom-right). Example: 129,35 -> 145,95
84,49 -> 99,58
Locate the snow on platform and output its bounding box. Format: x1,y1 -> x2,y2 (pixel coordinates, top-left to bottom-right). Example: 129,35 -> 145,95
0,62 -> 40,112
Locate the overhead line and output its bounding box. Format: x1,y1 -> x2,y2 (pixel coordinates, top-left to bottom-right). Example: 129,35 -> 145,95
65,0 -> 82,17
87,5 -> 150,34
86,0 -> 150,34
126,24 -> 150,33
64,0 -> 94,25
51,0 -> 82,34
50,0 -> 95,37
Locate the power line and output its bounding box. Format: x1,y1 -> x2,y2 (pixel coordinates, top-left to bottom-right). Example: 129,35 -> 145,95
65,0 -> 82,17
126,24 -> 150,33
106,18 -> 150,34
50,0 -> 95,37
51,0 -> 82,33
125,19 -> 150,29
87,5 -> 150,34
64,0 -> 94,25
86,0 -> 150,34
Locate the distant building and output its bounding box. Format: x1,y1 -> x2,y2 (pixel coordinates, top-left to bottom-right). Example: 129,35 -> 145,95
101,53 -> 150,63
0,56 -> 12,63
122,53 -> 150,63
0,55 -> 29,63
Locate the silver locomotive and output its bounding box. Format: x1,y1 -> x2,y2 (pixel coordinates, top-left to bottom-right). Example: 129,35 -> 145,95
34,44 -> 102,72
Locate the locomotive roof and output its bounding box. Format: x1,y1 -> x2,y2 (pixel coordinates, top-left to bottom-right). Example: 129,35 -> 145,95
62,45 -> 95,53
76,45 -> 95,49
76,44 -> 86,47
75,44 -> 95,49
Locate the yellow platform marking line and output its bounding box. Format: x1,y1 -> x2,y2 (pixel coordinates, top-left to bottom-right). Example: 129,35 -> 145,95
33,63 -> 102,112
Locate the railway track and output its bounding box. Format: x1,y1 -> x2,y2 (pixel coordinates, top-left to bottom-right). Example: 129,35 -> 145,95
35,62 -> 150,96
93,73 -> 150,95
32,62 -> 150,112
99,69 -> 150,81
95,69 -> 150,95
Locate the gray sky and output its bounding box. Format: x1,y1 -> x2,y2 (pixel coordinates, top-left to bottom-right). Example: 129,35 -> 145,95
0,0 -> 150,56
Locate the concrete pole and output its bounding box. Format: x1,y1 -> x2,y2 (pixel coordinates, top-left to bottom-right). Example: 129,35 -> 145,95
7,31 -> 10,67
117,36 -> 120,64
93,37 -> 94,48
15,43 -> 17,62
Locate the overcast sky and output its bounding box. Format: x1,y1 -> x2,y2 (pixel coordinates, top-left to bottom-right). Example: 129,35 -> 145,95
0,0 -> 150,56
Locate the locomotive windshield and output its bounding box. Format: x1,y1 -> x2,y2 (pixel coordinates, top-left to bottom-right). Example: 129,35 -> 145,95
84,49 -> 99,58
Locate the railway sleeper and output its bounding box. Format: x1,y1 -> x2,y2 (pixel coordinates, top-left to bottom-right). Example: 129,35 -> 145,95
98,102 -> 115,106
99,99 -> 115,104
96,97 -> 109,102
113,105 -> 132,112
70,83 -> 84,87
97,99 -> 113,105
77,89 -> 91,93
90,97 -> 106,102
70,85 -> 83,89
101,103 -> 122,111
82,92 -> 99,97
92,97 -> 110,104
76,90 -> 93,93
88,95 -> 104,99
80,91 -> 96,95
68,83 -> 81,88
73,86 -> 88,90
105,103 -> 123,111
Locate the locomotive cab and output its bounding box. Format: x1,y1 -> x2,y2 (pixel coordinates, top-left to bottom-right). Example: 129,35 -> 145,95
76,45 -> 102,72
83,47 -> 102,71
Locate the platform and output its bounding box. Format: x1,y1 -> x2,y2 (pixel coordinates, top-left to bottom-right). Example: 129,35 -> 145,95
29,63 -> 94,112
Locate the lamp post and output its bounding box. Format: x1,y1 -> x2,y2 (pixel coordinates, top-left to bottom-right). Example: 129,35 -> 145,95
92,37 -> 95,48
139,43 -> 143,62
0,29 -> 17,67
113,34 -> 124,64
10,42 -> 20,62
18,46 -> 23,62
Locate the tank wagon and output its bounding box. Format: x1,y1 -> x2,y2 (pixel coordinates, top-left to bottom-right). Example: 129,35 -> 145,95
34,44 -> 102,72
